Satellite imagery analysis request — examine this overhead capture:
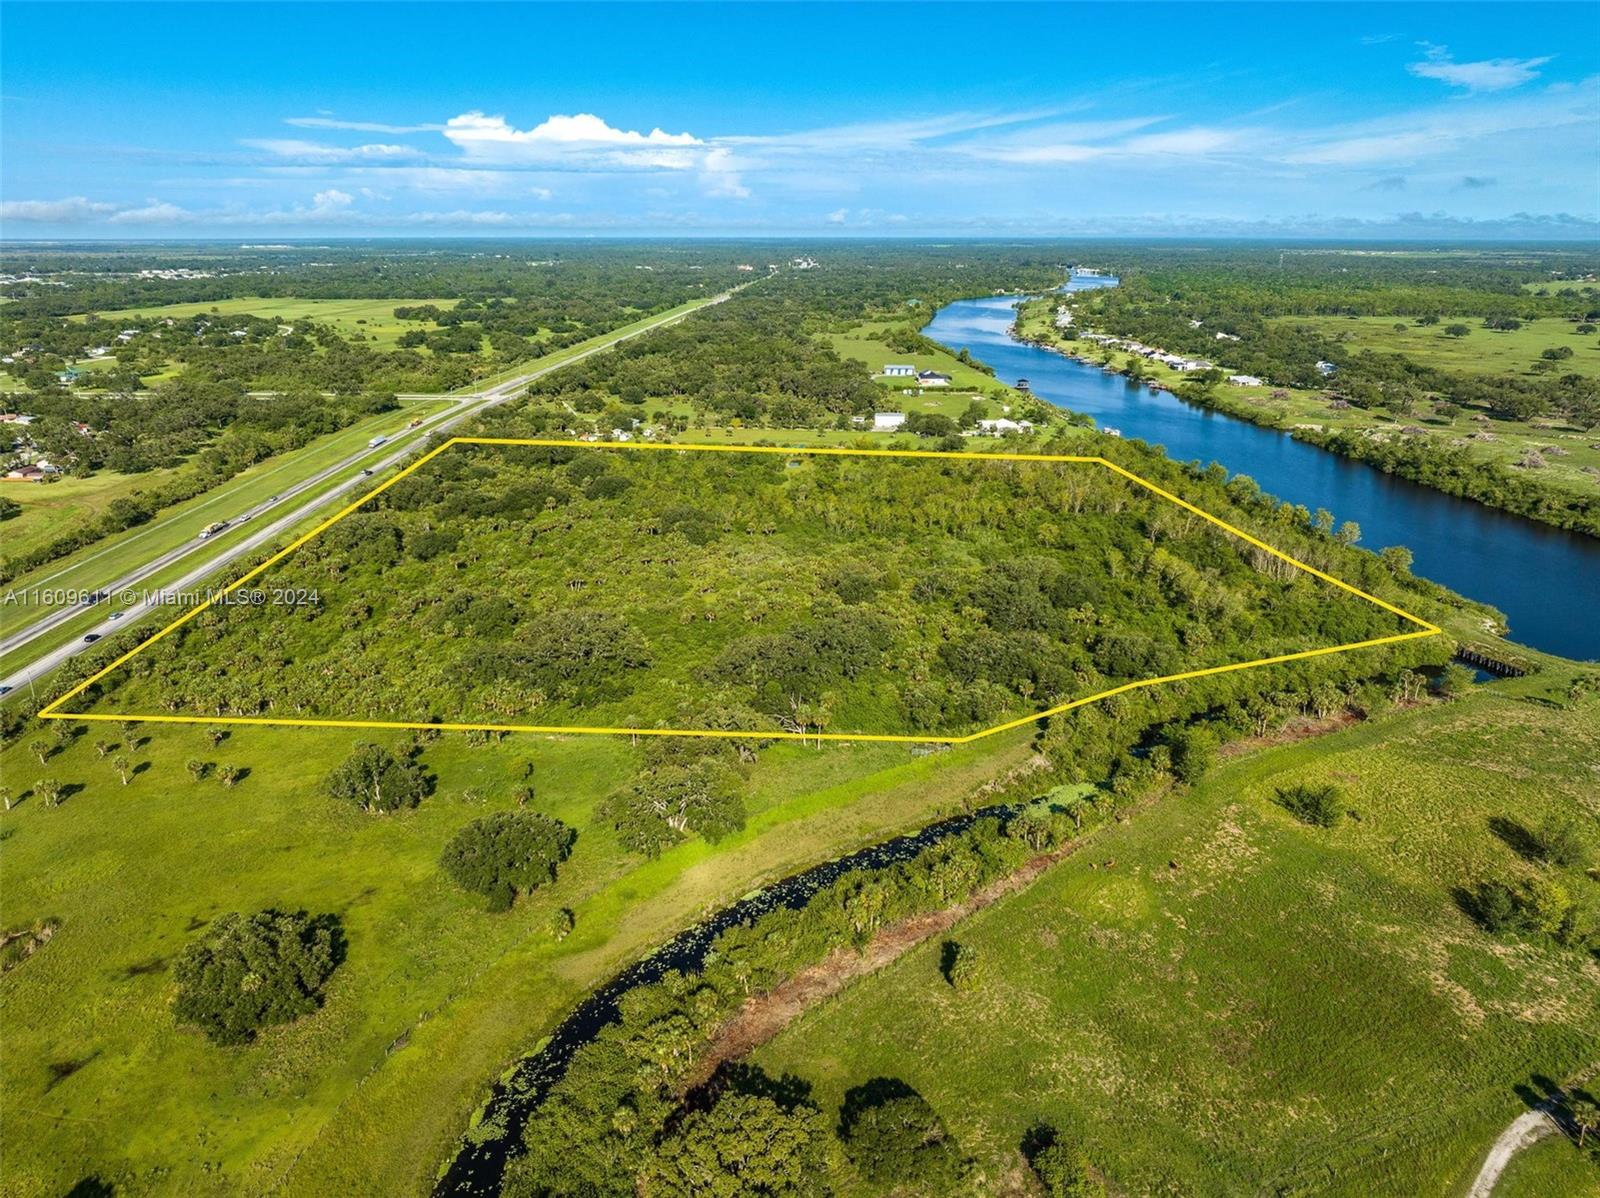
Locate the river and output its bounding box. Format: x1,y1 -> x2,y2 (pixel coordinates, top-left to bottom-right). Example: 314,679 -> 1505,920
923,280 -> 1600,663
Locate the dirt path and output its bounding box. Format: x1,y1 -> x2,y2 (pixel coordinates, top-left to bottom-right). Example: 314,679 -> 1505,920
1466,1107 -> 1559,1198
680,837 -> 1082,1094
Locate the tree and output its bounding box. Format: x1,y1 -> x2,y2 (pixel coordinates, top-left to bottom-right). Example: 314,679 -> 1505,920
324,743 -> 428,813
840,1080 -> 965,1193
206,727 -> 228,747
1443,324 -> 1471,338
112,755 -> 132,786
643,1092 -> 835,1197
29,740 -> 50,766
94,739 -> 112,759
1570,1093 -> 1600,1150
172,909 -> 341,1045
217,764 -> 242,788
34,778 -> 64,808
1166,725 -> 1217,783
186,759 -> 210,782
604,760 -> 745,856
1437,663 -> 1476,697
440,811 -> 576,911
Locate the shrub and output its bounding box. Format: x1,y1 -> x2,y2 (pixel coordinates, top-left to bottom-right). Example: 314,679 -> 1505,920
941,941 -> 984,991
324,743 -> 429,813
440,812 -> 576,911
172,910 -> 342,1045
1029,1136 -> 1106,1198
1531,815 -> 1591,869
1166,725 -> 1217,783
1275,782 -> 1344,828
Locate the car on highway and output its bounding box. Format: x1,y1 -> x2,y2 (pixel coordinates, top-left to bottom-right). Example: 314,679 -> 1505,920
359,468 -> 374,477
109,611 -> 125,620
83,633 -> 101,643
0,685 -> 12,696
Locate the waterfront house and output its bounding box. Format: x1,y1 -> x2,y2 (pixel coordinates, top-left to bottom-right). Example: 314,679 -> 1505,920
882,364 -> 915,377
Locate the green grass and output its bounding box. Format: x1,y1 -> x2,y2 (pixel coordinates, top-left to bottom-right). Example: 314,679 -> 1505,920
3,466 -> 191,560
1493,1130 -> 1600,1198
65,297 -> 465,350
826,318 -> 1020,394
0,713 -> 1035,1196
1273,314 -> 1600,382
754,687 -> 1600,1197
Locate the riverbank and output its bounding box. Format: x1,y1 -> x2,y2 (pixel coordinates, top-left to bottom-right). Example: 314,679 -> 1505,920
1012,295 -> 1600,538
914,292 -> 1600,662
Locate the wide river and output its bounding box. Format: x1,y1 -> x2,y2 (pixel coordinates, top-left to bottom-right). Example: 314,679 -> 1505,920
924,283 -> 1600,662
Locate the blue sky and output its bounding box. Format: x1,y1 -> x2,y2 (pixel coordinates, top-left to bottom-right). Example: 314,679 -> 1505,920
2,2 -> 1596,238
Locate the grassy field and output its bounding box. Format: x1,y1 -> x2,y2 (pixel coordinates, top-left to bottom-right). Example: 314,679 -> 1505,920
755,683 -> 1600,1197
0,711 -> 1036,1195
64,297 -> 465,350
1494,1130 -> 1600,1197
1273,314 -> 1600,382
2,465 -> 189,560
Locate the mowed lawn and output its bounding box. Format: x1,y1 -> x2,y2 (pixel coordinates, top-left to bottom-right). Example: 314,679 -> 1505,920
0,714 -> 1035,1196
69,297 -> 464,349
1275,314 -> 1600,381
755,686 -> 1600,1197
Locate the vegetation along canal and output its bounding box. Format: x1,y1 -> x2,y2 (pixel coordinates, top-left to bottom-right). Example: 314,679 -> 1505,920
924,281 -> 1600,662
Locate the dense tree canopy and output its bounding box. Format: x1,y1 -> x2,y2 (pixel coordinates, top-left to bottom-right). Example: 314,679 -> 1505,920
172,909 -> 342,1045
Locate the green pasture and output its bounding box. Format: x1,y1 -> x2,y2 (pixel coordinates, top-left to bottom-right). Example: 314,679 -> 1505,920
756,685 -> 1600,1197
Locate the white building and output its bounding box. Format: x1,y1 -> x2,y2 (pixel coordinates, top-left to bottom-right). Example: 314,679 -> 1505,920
975,418 -> 1034,435
916,370 -> 952,387
1316,360 -> 1338,376
1227,374 -> 1264,387
882,364 -> 915,377
873,411 -> 907,431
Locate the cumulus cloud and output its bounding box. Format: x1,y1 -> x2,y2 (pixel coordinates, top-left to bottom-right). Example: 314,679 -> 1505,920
443,111 -> 701,168
1408,45 -> 1552,93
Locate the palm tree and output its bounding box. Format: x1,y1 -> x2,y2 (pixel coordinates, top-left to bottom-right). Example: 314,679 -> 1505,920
217,764 -> 241,789
1570,1093 -> 1600,1149
29,740 -> 50,765
112,755 -> 132,786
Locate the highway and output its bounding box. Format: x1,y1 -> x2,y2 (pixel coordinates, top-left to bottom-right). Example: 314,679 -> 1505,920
0,288 -> 736,699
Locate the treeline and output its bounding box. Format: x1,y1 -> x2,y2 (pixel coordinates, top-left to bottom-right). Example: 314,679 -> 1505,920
502,805 -> 1089,1197
79,439 -> 1438,748
1,380 -> 394,583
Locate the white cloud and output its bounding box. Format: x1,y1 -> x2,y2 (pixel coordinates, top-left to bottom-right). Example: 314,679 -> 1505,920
0,196 -> 117,223
243,138 -> 419,162
1408,45 -> 1552,93
700,147 -> 749,198
443,111 -> 701,167
825,207 -> 848,224
312,188 -> 353,209
107,201 -> 193,225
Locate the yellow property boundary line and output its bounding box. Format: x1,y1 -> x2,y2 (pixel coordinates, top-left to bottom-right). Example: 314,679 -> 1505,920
40,439 -> 1441,744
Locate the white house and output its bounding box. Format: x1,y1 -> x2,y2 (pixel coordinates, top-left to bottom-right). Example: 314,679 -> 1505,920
882,364 -> 915,377
1227,374 -> 1264,387
916,370 -> 951,387
976,418 -> 1034,435
872,411 -> 907,431
1315,360 -> 1338,376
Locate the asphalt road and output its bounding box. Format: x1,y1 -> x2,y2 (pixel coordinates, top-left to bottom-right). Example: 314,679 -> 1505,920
0,290 -> 734,699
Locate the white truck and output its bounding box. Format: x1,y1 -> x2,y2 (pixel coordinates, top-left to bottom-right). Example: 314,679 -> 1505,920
197,521 -> 228,540
368,434 -> 388,448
